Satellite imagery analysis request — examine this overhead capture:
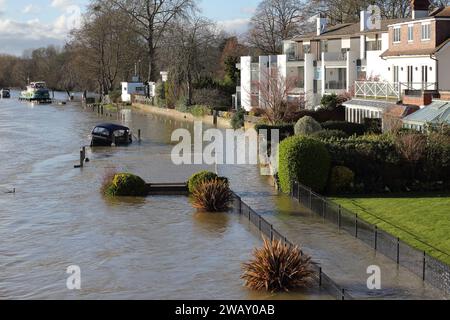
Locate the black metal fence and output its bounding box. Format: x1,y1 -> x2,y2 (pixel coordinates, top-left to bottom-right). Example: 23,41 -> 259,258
232,193 -> 353,300
291,181 -> 450,295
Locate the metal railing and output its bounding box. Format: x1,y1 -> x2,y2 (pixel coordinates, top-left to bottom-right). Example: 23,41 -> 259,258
232,193 -> 353,300
290,181 -> 450,296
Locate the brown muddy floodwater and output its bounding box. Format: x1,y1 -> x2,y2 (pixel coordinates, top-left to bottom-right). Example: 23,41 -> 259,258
0,92 -> 329,299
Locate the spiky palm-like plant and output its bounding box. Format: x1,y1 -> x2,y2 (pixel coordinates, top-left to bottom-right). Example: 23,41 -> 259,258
242,238 -> 313,292
192,178 -> 233,212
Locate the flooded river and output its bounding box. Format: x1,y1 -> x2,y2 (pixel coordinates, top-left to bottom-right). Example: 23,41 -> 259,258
0,92 -> 328,299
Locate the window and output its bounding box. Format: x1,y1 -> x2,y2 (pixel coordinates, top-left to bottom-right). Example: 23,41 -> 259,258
421,65 -> 428,84
393,66 -> 399,83
421,23 -> 431,40
393,27 -> 401,43
408,25 -> 414,42
407,66 -> 414,84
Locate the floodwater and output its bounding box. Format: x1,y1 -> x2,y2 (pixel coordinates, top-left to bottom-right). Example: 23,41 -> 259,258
0,92 -> 329,300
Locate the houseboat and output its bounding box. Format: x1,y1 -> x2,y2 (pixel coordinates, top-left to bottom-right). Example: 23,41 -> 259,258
1,88 -> 11,98
91,123 -> 133,147
19,82 -> 51,102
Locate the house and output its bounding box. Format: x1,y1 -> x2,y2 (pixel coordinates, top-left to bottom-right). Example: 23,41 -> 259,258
236,0 -> 450,115
121,77 -> 146,102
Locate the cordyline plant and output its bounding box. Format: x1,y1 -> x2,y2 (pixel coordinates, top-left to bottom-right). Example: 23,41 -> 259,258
192,178 -> 234,212
242,237 -> 313,292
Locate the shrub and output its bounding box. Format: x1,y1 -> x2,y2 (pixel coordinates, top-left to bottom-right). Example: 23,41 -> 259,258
103,173 -> 147,197
192,178 -> 234,212
193,88 -> 230,108
311,129 -> 349,140
189,105 -> 211,117
109,90 -> 122,103
322,121 -> 367,136
231,108 -> 246,129
294,116 -> 322,136
249,107 -> 266,117
320,93 -> 350,110
278,135 -> 331,193
290,105 -> 346,123
329,166 -> 355,194
188,171 -> 219,193
241,238 -> 313,292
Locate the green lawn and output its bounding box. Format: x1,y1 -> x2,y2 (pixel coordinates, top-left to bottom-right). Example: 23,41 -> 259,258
332,195 -> 450,265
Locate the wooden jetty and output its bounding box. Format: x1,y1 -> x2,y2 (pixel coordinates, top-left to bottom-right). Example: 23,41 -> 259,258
146,183 -> 189,195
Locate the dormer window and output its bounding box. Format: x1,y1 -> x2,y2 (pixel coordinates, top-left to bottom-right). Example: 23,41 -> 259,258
421,23 -> 431,40
393,27 -> 401,43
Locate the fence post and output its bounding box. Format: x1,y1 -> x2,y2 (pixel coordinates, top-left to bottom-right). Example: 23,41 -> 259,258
396,237 -> 400,265
422,251 -> 426,281
355,214 -> 358,238
374,226 -> 378,250
258,216 -> 261,231
319,267 -> 322,287
79,147 -> 85,168
297,183 -> 300,202
338,205 -> 341,230
341,289 -> 345,301
309,188 -> 312,209
138,129 -> 141,142
322,198 -> 326,218
270,225 -> 274,241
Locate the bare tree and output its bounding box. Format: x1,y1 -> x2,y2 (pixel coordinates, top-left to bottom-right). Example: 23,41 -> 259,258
161,16 -> 220,105
247,0 -> 313,54
256,68 -> 304,124
109,0 -> 197,82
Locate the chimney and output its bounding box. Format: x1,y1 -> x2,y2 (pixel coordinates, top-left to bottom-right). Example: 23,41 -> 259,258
316,15 -> 327,36
411,0 -> 430,19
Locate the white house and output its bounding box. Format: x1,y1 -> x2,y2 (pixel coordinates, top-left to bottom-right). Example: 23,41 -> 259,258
121,77 -> 146,103
235,1 -> 450,112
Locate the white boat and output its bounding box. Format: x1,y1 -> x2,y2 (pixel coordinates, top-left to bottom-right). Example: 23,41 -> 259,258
19,82 -> 51,102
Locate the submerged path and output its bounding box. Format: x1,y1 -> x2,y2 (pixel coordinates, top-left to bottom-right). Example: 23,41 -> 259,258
220,164 -> 447,300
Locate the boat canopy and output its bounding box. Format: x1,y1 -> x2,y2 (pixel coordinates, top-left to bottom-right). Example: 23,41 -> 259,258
94,123 -> 130,131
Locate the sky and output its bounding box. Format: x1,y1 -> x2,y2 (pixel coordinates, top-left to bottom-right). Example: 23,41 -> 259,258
0,0 -> 260,56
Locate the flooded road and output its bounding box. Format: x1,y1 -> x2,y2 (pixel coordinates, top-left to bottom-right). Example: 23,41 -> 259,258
0,93 -> 328,299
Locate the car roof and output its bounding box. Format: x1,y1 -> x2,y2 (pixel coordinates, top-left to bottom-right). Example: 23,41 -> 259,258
95,123 -> 130,131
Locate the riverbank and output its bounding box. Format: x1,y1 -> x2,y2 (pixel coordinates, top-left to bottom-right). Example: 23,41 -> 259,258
132,103 -> 233,129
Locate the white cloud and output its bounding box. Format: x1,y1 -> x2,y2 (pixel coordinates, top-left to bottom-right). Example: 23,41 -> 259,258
51,0 -> 73,10
217,18 -> 250,35
0,0 -> 6,15
23,4 -> 38,14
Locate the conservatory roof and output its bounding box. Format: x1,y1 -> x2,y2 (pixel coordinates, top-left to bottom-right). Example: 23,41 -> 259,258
402,100 -> 450,124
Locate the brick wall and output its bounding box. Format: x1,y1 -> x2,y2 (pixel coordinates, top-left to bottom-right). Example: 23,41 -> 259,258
389,20 -> 436,52
403,92 -> 433,106
440,91 -> 450,101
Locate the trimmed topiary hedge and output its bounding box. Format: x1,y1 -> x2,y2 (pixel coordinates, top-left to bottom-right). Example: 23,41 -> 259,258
278,135 -> 331,193
294,116 -> 322,136
104,173 -> 147,197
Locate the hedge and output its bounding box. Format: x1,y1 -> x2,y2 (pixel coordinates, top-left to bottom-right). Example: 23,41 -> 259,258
254,123 -> 294,141
278,135 -> 331,193
294,116 -> 322,135
290,105 -> 345,123
104,173 -> 148,197
321,121 -> 367,136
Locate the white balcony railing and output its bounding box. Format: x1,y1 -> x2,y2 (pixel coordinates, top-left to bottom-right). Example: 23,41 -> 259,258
355,81 -> 438,100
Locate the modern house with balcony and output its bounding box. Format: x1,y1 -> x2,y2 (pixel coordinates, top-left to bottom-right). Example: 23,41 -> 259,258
236,0 -> 450,119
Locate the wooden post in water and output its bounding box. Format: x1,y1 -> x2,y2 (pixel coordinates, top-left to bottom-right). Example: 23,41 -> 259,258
79,146 -> 86,168
138,129 -> 141,142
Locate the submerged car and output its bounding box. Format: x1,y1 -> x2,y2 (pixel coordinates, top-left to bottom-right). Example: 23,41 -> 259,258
1,88 -> 11,98
91,123 -> 132,147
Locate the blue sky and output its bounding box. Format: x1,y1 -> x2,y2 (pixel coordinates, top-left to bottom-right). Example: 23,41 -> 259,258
0,0 -> 259,55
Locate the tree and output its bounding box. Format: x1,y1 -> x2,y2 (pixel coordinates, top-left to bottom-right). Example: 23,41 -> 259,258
247,0 -> 312,54
161,16 -> 220,106
110,0 -> 197,82
255,68 -> 304,124
70,3 -> 142,95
